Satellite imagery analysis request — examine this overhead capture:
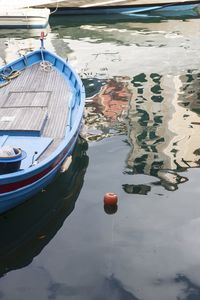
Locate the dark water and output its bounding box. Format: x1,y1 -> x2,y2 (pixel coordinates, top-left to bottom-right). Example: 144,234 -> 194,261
1,13 -> 200,300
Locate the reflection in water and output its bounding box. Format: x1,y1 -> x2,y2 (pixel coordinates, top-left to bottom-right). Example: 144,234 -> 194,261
0,26 -> 51,66
174,274 -> 200,300
103,275 -> 141,300
155,274 -> 200,300
0,137 -> 88,277
125,69 -> 200,191
104,204 -> 118,215
1,14 -> 200,300
0,26 -> 50,40
83,78 -> 106,99
83,69 -> 200,192
122,183 -> 151,195
50,14 -> 200,37
84,77 -> 129,141
178,71 -> 200,115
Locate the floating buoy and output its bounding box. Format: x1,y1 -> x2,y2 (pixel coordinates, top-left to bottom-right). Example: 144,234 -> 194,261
104,192 -> 118,206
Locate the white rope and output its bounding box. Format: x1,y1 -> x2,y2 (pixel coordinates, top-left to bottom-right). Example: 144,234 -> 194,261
50,1 -> 59,15
40,48 -> 53,72
40,60 -> 53,72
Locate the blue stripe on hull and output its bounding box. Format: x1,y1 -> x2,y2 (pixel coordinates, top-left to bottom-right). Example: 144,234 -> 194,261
0,24 -> 48,29
0,166 -> 58,213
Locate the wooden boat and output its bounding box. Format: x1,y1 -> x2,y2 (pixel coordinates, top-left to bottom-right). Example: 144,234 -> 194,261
0,33 -> 85,214
0,8 -> 50,28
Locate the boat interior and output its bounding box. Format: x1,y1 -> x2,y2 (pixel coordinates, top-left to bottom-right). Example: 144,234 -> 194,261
0,60 -> 72,170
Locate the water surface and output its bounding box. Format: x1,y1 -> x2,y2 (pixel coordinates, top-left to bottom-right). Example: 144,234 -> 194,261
0,14 -> 200,300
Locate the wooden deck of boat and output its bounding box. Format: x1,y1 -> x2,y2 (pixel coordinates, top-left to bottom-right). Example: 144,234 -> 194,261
0,62 -> 71,159
36,0 -> 200,8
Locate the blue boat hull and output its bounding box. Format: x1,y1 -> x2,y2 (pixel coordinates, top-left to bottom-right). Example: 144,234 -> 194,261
0,46 -> 85,213
0,130 -> 79,213
52,2 -> 200,17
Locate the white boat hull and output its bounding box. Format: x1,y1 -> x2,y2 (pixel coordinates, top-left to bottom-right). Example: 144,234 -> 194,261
0,8 -> 50,28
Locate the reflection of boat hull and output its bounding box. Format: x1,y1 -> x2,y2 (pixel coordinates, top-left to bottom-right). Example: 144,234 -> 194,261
0,138 -> 88,277
0,8 -> 50,28
0,26 -> 50,39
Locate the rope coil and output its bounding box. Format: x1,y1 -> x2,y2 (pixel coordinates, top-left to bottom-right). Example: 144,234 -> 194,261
0,70 -> 21,88
40,61 -> 53,72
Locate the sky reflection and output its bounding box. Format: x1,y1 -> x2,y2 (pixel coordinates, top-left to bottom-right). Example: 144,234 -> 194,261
0,14 -> 200,300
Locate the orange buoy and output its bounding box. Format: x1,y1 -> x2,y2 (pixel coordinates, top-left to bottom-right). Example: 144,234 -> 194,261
104,192 -> 118,206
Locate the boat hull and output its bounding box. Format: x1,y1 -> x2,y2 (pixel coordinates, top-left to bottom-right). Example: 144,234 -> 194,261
0,130 -> 80,213
0,8 -> 50,28
51,2 -> 199,17
0,47 -> 85,214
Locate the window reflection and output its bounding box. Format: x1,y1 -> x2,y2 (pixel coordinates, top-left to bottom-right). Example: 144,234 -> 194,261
125,70 -> 200,192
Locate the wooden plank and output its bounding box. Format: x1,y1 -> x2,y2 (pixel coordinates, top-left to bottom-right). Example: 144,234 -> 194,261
0,62 -> 72,159
0,107 -> 47,133
3,91 -> 50,108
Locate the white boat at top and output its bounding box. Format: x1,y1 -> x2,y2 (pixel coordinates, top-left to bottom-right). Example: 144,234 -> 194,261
0,0 -> 50,28
0,0 -> 63,9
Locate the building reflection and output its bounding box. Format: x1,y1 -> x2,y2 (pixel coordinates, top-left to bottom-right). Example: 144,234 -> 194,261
84,69 -> 200,192
125,69 -> 200,192
83,77 -> 129,141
